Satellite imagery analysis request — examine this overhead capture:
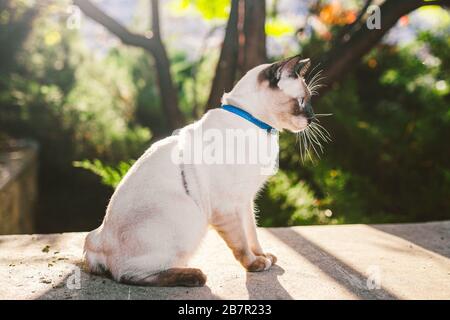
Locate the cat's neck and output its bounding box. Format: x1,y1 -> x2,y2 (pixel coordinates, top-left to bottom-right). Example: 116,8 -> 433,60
221,93 -> 280,131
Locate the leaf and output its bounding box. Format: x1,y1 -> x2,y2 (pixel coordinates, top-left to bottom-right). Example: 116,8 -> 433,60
73,159 -> 135,188
265,19 -> 295,37
169,0 -> 230,20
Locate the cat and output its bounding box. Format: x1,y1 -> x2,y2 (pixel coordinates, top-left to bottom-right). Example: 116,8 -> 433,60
83,55 -> 315,287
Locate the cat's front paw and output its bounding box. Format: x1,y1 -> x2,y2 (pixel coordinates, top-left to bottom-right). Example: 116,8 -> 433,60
246,256 -> 273,272
262,253 -> 277,265
253,252 -> 277,265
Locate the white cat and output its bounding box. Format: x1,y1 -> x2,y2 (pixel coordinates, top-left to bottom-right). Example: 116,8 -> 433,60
83,55 -> 315,286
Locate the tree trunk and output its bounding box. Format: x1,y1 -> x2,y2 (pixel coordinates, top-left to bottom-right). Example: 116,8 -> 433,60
148,0 -> 184,130
205,0 -> 240,110
242,0 -> 267,72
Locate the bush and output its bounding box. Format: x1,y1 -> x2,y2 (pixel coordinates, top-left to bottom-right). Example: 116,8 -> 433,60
256,30 -> 450,225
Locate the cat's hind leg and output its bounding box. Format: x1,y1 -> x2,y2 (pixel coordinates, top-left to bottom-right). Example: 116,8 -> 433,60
110,197 -> 208,287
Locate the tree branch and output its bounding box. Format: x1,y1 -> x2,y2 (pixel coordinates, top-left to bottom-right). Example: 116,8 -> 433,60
73,0 -> 184,130
334,0 -> 373,45
242,0 -> 267,72
320,0 -> 443,94
150,0 -> 161,40
433,0 -> 450,7
73,0 -> 157,52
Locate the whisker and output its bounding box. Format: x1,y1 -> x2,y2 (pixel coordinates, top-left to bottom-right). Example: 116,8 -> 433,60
296,132 -> 304,163
306,128 -> 321,158
316,123 -> 333,142
299,132 -> 304,163
298,63 -> 332,162
310,123 -> 331,143
308,68 -> 323,82
308,76 -> 326,96
309,84 -> 326,92
309,79 -> 323,90
302,130 -> 314,163
314,113 -> 333,118
306,144 -> 314,162
311,124 -> 329,143
302,131 -> 311,162
307,127 -> 324,153
309,77 -> 326,89
309,127 -> 324,154
306,63 -> 321,82
297,132 -> 305,163
309,87 -> 326,96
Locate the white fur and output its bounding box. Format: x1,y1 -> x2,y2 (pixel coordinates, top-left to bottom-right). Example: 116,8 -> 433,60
83,61 -> 310,282
277,74 -> 305,99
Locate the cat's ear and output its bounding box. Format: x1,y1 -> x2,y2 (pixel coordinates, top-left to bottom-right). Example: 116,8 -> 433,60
295,58 -> 311,77
282,55 -> 310,78
260,55 -> 310,87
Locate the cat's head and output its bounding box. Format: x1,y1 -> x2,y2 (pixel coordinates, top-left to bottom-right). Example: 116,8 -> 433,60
223,55 -> 315,133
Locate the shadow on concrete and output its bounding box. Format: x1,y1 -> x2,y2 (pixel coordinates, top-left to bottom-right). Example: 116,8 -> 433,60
267,228 -> 399,300
371,222 -> 450,259
246,264 -> 292,300
36,267 -> 222,300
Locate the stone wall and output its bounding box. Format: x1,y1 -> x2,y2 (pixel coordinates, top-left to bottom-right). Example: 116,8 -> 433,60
0,141 -> 38,235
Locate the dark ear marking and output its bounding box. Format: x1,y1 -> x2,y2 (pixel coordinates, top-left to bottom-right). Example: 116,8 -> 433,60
258,62 -> 284,88
258,55 -> 311,88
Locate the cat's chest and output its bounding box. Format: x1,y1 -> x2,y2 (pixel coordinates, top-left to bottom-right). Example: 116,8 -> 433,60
204,161 -> 274,201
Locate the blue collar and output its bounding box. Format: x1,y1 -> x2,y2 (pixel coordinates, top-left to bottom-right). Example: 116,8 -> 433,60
221,105 -> 277,134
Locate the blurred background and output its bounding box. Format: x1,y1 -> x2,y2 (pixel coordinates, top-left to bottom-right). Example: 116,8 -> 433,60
0,0 -> 449,235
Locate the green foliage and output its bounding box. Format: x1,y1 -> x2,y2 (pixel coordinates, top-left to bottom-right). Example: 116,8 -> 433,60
0,3 -> 152,165
1,1 -> 449,231
265,18 -> 295,37
73,159 -> 135,188
170,0 -> 230,20
257,171 -> 339,227
258,29 -> 450,225
171,50 -> 218,118
0,2 -> 154,231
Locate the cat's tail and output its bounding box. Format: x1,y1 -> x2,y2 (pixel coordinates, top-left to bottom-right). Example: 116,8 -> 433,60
83,227 -> 108,275
119,268 -> 207,287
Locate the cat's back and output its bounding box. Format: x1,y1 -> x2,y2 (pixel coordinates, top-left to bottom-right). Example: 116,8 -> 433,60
108,134 -> 185,212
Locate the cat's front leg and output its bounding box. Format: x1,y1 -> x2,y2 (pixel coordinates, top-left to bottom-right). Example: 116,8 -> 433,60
245,203 -> 277,265
212,212 -> 273,272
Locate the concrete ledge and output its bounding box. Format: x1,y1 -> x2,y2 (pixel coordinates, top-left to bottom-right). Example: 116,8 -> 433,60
1,221 -> 449,300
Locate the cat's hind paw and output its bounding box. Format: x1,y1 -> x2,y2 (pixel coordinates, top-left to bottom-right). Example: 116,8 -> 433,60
246,256 -> 273,272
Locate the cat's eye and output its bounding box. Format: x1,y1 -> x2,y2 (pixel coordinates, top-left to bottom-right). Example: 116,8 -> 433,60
300,98 -> 305,106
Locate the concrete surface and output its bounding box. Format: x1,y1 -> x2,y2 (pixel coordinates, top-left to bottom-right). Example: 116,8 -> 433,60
0,221 -> 449,300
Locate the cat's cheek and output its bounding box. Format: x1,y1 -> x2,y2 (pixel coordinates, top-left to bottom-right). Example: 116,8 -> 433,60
287,116 -> 308,133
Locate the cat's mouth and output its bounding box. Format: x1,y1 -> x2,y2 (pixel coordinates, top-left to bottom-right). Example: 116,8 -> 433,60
295,119 -> 310,133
